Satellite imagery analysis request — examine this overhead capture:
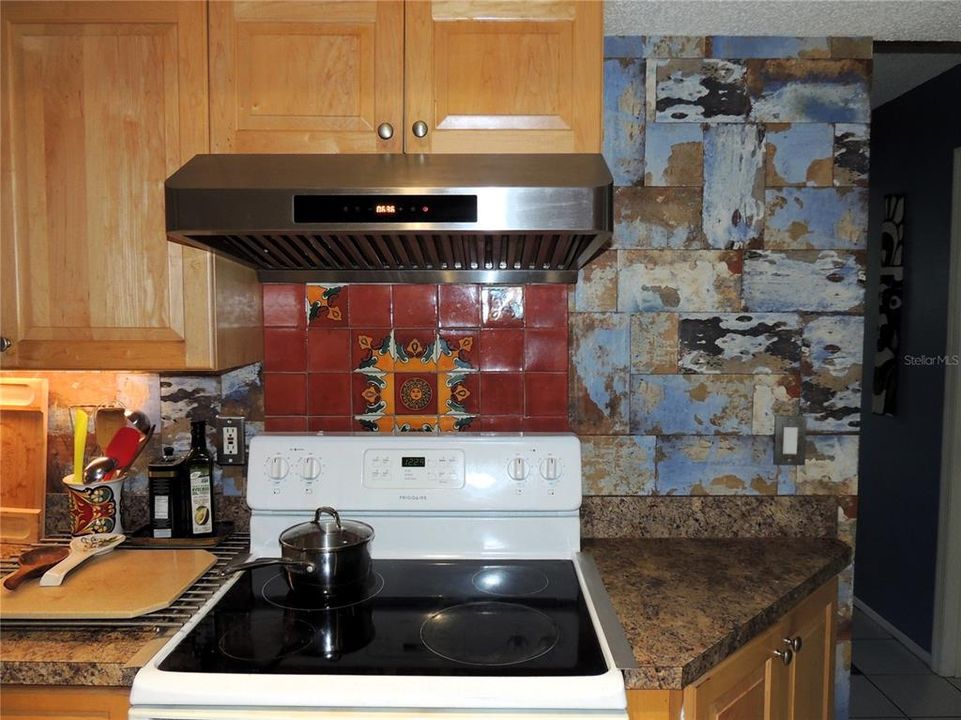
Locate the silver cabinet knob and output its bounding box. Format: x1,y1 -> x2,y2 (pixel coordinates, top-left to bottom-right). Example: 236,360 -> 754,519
377,122 -> 394,140
773,647 -> 794,666
411,120 -> 428,138
784,636 -> 802,652
0,336 -> 11,353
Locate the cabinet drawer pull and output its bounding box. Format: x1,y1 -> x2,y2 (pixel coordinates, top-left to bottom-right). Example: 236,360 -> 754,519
773,647 -> 793,666
377,122 -> 394,140
783,636 -> 802,652
0,336 -> 11,353
412,120 -> 428,138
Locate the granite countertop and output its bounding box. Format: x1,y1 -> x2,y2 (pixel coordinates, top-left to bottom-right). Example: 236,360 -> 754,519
0,537 -> 849,690
583,537 -> 851,690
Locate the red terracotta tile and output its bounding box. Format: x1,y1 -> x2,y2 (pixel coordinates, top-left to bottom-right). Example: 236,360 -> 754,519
307,328 -> 352,372
395,373 -> 438,415
524,329 -> 569,372
523,416 -> 570,432
263,328 -> 307,372
394,329 -> 437,371
352,372 -> 394,415
307,416 -> 353,432
437,329 -> 478,371
524,373 -> 569,417
264,373 -> 307,415
478,416 -> 524,432
351,329 -> 393,372
262,284 -> 305,328
525,285 -> 568,328
479,373 -> 524,415
265,416 -> 307,431
482,287 -> 524,327
392,285 -> 438,327
438,285 -> 481,327
308,373 -> 352,416
306,285 -> 349,327
348,284 -> 392,327
479,329 -> 524,371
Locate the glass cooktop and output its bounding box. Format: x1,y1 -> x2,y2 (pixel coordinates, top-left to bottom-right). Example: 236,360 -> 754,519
159,559 -> 608,677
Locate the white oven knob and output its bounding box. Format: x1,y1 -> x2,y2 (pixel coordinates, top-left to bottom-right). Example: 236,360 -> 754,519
539,456 -> 562,481
507,456 -> 529,481
267,455 -> 290,480
300,456 -> 322,480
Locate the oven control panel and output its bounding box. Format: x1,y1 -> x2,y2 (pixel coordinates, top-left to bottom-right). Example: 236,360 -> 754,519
246,433 -> 581,512
362,449 -> 466,489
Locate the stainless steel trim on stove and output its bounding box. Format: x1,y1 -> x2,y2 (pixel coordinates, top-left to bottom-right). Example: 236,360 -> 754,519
164,153 -> 613,284
0,534 -> 249,632
575,551 -> 639,670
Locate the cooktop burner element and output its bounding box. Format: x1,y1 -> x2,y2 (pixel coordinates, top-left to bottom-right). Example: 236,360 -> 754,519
472,565 -> 550,596
262,572 -> 385,611
420,601 -> 558,666
219,616 -> 314,663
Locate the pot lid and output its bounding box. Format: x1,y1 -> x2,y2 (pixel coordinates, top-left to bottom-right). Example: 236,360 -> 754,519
281,507 -> 374,551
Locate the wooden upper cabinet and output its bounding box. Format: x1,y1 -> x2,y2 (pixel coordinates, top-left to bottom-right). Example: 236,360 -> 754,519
0,1 -> 262,371
405,0 -> 602,153
209,1 -> 404,153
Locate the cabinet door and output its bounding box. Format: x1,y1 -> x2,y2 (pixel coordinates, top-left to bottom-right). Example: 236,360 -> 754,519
0,685 -> 128,719
684,623 -> 790,720
210,1 -> 404,153
0,1 -> 233,370
405,0 -> 602,153
787,579 -> 837,720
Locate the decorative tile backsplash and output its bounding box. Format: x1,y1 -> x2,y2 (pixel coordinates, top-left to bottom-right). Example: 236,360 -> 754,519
262,283 -> 569,432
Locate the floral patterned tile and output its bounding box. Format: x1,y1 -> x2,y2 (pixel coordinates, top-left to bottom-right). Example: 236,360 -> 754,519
395,373 -> 438,415
352,372 -> 394,415
482,287 -> 524,327
437,330 -> 478,371
439,415 -> 477,432
394,329 -> 437,371
438,372 -> 479,415
352,330 -> 393,372
355,415 -> 393,432
394,416 -> 440,432
306,285 -> 348,326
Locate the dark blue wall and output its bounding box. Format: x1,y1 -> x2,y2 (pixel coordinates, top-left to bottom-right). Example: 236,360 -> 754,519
856,64 -> 961,652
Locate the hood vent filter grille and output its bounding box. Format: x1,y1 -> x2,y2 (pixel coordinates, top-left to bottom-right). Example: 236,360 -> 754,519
192,232 -> 603,284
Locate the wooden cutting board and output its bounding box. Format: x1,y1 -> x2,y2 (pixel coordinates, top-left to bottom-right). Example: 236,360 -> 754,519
0,549 -> 216,619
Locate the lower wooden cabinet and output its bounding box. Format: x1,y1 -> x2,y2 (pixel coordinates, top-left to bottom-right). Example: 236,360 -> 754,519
0,686 -> 128,720
627,578 -> 837,720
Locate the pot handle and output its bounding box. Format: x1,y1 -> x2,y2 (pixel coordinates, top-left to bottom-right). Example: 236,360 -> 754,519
220,555 -> 316,577
314,506 -> 342,529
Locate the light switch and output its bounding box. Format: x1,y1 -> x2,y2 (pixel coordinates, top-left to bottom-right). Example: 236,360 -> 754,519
774,416 -> 806,465
782,427 -> 799,455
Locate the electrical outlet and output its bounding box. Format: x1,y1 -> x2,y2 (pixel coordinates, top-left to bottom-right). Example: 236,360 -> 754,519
215,416 -> 246,466
774,416 -> 806,465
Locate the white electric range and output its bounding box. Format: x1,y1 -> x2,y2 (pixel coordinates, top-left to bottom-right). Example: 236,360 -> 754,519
130,433 -> 631,719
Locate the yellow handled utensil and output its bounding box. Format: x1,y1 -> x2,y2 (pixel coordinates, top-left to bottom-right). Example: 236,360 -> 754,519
73,408 -> 89,481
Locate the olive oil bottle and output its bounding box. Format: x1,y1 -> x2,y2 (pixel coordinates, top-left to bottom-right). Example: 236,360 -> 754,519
185,420 -> 215,537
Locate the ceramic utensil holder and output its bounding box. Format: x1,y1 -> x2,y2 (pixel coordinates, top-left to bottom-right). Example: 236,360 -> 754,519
63,474 -> 125,536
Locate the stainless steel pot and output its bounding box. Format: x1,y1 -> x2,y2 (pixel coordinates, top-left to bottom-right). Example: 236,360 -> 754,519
222,507 -> 374,595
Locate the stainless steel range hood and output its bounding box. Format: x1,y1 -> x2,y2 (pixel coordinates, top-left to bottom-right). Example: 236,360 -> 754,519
165,154 -> 612,284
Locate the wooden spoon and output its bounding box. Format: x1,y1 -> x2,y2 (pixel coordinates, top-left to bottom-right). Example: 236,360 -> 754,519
94,407 -> 127,455
2,546 -> 70,591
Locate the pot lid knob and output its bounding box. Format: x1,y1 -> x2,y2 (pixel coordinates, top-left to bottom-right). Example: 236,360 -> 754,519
314,506 -> 342,529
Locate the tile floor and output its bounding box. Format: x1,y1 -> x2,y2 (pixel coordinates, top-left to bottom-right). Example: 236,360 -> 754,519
851,606 -> 961,719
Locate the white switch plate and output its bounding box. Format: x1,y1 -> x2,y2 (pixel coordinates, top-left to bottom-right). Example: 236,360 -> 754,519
774,416 -> 806,465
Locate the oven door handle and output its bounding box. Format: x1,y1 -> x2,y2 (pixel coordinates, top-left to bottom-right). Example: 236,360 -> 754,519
220,556 -> 315,577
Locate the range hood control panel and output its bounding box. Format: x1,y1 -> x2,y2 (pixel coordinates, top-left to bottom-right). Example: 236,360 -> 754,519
293,194 -> 477,223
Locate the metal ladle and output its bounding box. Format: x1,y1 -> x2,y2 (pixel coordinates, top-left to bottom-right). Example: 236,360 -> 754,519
82,456 -> 118,485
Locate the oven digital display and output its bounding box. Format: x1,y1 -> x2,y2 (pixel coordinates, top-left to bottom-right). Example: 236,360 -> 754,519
401,457 -> 426,468
293,194 -> 477,223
